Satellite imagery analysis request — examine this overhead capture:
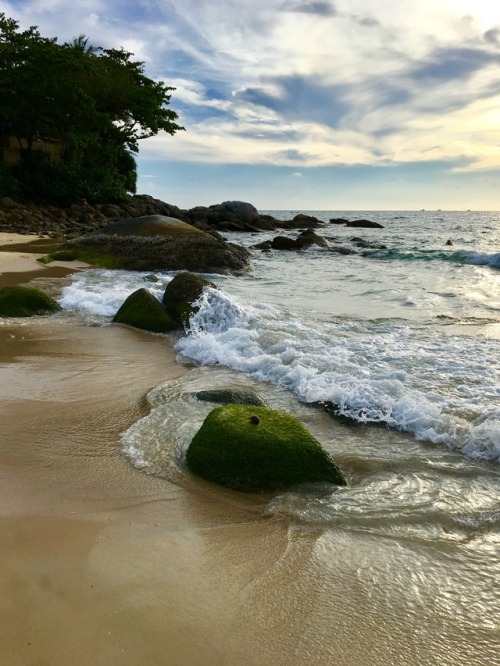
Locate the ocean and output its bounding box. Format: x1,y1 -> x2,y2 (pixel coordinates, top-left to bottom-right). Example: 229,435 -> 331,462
29,209 -> 500,662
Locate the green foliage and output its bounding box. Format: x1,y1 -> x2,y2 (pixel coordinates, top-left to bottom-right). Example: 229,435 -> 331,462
0,163 -> 21,197
37,249 -> 77,264
186,405 -> 347,492
0,286 -> 63,317
0,13 -> 183,203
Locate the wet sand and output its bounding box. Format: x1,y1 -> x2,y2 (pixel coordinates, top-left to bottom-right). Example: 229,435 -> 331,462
0,237 -> 497,666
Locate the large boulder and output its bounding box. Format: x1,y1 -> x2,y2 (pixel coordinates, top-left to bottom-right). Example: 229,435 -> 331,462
0,286 -> 62,317
97,215 -> 203,238
163,272 -> 215,326
186,405 -> 347,492
66,215 -> 251,274
113,288 -> 178,333
210,201 -> 260,225
289,213 -> 323,228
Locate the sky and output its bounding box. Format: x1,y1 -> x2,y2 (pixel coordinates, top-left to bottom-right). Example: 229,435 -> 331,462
2,0 -> 500,210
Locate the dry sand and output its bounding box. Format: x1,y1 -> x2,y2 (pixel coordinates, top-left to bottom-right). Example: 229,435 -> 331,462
0,235 -> 492,666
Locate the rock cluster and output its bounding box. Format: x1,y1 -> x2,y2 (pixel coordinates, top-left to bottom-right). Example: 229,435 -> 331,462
0,195 -> 328,238
112,272 -> 214,333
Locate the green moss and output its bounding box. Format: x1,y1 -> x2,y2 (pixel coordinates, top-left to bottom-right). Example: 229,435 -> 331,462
162,272 -> 216,326
37,249 -> 77,264
0,286 -> 63,317
70,247 -> 124,268
186,405 -> 346,492
113,288 -> 178,333
37,254 -> 54,264
37,247 -> 121,268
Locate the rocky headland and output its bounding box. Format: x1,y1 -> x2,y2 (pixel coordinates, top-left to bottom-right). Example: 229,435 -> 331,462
0,195 -> 329,239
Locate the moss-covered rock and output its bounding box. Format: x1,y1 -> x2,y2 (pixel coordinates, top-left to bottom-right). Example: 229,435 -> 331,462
162,272 -> 216,326
97,214 -> 205,238
194,388 -> 267,407
113,288 -> 178,333
37,249 -> 78,264
0,286 -> 63,317
186,405 -> 346,492
65,216 -> 252,274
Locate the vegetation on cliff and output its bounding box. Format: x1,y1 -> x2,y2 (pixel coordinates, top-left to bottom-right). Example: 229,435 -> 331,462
0,14 -> 183,204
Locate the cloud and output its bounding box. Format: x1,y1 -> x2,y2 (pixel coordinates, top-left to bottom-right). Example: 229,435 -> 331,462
281,1 -> 337,16
236,75 -> 351,128
484,27 -> 500,45
409,47 -> 499,83
2,0 -> 500,183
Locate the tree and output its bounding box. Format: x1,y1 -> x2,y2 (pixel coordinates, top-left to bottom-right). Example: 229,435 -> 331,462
0,14 -> 183,202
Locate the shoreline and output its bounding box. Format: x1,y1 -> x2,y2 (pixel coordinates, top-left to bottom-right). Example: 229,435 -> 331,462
0,232 -> 91,289
0,238 -> 294,664
0,235 -> 497,665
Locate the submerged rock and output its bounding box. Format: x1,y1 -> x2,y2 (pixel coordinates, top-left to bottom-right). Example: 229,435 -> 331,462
186,405 -> 346,492
267,229 -> 329,251
194,388 -> 267,407
113,288 -> 178,333
0,286 -> 62,317
295,229 -> 328,248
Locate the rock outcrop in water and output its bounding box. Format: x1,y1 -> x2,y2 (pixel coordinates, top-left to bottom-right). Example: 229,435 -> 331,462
112,288 -> 178,333
111,272 -> 215,333
254,229 -> 329,251
162,272 -> 216,327
329,217 -> 384,229
186,404 -> 347,492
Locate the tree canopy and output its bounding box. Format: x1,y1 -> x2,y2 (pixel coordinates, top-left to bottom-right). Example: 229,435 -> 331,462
0,14 -> 183,203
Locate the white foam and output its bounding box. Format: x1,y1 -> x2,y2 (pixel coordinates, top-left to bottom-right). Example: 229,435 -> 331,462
455,250 -> 500,269
58,269 -> 172,317
176,288 -> 500,462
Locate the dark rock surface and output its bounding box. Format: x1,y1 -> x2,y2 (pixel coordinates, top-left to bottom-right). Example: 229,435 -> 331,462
112,288 -> 178,333
0,195 -> 329,238
66,222 -> 252,274
194,389 -> 267,407
162,272 -> 216,326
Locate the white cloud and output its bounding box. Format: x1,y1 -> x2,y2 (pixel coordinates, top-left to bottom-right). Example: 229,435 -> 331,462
2,0 -> 500,177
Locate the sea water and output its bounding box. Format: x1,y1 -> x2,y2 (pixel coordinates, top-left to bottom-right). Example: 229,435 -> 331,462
59,209 -> 500,462
57,210 -> 499,504
54,210 -> 500,662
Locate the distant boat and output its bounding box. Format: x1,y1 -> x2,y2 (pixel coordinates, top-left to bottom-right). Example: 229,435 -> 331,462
420,208 -> 425,211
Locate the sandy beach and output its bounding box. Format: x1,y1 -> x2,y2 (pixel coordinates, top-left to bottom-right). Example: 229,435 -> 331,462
0,234 -> 497,666
0,237 -> 294,665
